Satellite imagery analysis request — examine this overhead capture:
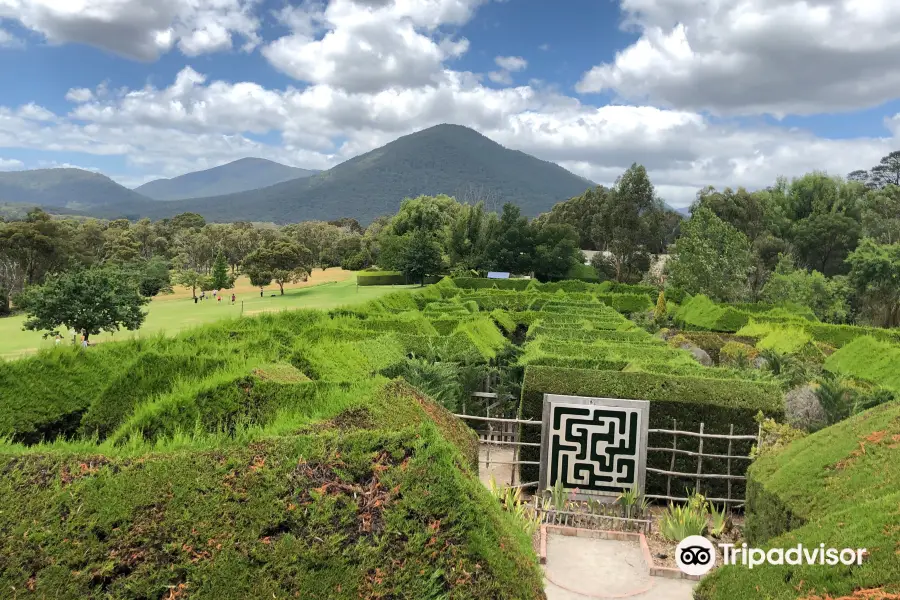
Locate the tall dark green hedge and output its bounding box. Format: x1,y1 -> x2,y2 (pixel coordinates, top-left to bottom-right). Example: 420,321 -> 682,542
518,366 -> 783,498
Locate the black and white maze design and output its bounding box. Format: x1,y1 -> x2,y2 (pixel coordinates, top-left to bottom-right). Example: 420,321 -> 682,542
548,404 -> 641,494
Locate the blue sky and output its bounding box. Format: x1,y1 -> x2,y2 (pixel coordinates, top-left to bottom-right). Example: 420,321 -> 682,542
0,0 -> 898,207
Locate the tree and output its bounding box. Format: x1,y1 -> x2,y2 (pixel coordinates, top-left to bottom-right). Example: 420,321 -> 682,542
791,212 -> 860,276
20,266 -> 149,342
174,269 -> 209,299
447,202 -> 494,271
667,207 -> 752,302
591,164 -> 665,282
125,257 -> 172,297
399,229 -> 444,286
531,222 -> 581,280
860,185 -> 900,244
286,221 -> 343,270
243,240 -> 312,295
868,151 -> 900,189
761,255 -> 850,323
485,203 -> 535,274
693,186 -> 773,243
846,239 -> 900,327
211,252 -> 231,289
536,186 -> 609,249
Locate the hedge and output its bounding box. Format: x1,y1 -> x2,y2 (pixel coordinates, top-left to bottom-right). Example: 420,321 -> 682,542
0,380 -> 545,599
696,401 -> 900,599
824,336 -> 900,391
451,277 -> 532,291
595,293 -> 653,314
518,366 -> 784,497
357,271 -> 441,286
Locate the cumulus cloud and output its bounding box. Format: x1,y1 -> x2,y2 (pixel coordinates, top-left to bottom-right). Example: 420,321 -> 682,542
65,88 -> 94,103
261,0 -> 479,92
489,55 -> 526,85
0,67 -> 890,208
0,0 -> 261,60
577,0 -> 900,116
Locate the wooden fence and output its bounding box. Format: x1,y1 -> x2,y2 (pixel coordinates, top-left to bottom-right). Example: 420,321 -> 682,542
645,419 -> 760,506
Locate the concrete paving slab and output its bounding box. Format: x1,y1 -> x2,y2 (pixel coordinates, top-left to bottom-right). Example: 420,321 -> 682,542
543,532 -> 696,600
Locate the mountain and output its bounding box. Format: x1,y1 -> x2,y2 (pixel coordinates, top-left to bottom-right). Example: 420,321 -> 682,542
135,158 -> 318,201
0,168 -> 148,210
94,124 -> 595,224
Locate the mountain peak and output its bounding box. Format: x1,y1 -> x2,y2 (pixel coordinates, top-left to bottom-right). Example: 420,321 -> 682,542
134,158 -> 317,201
95,124 -> 595,224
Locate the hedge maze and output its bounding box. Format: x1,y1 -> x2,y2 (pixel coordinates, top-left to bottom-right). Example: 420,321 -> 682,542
0,276 -> 896,598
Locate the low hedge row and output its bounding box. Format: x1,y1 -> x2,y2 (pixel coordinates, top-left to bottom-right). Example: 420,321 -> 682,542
595,293 -> 653,314
518,366 -> 784,497
357,271 -> 441,286
451,277 -> 532,291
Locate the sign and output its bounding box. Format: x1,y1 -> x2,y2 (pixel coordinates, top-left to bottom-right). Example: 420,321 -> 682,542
539,394 -> 649,500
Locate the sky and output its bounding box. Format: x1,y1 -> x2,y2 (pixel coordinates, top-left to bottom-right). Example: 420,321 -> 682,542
0,0 -> 899,208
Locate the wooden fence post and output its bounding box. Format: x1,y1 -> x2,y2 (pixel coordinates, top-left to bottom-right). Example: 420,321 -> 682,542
667,418 -> 677,499
696,422 -> 704,494
726,424 -> 734,504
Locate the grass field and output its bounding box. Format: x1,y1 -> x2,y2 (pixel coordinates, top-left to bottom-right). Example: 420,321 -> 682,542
0,268 -> 416,359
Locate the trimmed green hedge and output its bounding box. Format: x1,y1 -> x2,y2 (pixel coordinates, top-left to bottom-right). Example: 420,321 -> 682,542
697,401 -> 900,599
824,336 -> 900,390
357,272 -> 441,286
595,293 -> 653,314
451,277 -> 532,291
518,366 -> 784,497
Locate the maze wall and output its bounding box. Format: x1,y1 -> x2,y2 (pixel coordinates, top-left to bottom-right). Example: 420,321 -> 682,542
540,395 -> 649,499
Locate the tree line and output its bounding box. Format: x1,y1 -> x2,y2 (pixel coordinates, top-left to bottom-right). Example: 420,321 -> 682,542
2,152 -> 899,339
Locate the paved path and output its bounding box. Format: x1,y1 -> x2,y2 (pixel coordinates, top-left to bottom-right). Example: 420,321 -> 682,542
478,445 -> 517,488
543,533 -> 696,600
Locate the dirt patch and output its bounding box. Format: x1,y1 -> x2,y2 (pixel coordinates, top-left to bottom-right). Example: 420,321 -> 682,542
832,419 -> 900,470
288,450 -> 407,538
800,589 -> 900,600
645,506 -> 744,571
60,456 -> 113,486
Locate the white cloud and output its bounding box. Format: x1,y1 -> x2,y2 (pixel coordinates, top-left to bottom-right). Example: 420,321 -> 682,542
488,55 -> 526,86
0,0 -> 261,60
0,1 -> 898,209
495,55 -> 526,72
0,25 -> 23,47
577,0 -> 900,116
261,0 -> 479,92
538,43 -> 549,51
0,66 -> 892,208
487,70 -> 512,85
0,157 -> 24,170
65,88 -> 94,103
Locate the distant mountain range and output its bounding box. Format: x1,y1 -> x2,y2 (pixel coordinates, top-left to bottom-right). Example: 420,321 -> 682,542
2,124 -> 601,224
135,158 -> 318,201
0,168 -> 146,210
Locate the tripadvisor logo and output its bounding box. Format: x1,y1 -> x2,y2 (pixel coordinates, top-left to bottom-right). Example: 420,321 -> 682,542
676,536 -> 868,577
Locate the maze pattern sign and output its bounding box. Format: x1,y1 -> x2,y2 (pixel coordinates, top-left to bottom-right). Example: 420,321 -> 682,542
539,395 -> 649,499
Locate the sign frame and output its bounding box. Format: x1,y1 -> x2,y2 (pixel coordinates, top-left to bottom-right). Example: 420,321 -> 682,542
539,394 -> 650,501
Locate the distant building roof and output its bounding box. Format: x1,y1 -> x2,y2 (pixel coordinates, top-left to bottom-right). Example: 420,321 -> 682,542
487,272 -> 511,279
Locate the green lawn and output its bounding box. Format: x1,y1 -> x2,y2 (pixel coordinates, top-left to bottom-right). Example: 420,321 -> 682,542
0,278 -> 417,360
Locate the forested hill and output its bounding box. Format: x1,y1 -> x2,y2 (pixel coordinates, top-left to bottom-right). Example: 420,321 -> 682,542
135,158 -> 318,201
0,168 -> 148,210
92,124 -> 595,224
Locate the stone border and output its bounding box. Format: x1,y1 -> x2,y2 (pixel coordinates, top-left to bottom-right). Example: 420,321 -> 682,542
539,524 -> 701,582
